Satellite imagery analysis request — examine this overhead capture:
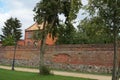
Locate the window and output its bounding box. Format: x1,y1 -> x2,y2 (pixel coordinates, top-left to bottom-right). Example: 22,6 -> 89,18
27,33 -> 32,39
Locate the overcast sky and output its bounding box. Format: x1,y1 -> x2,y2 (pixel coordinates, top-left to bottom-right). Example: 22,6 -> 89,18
0,0 -> 88,39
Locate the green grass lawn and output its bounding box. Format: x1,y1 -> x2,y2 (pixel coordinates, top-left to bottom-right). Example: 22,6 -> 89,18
0,69 -> 95,80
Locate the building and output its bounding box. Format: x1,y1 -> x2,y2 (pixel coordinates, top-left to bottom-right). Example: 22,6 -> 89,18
0,23 -> 56,46
17,40 -> 25,46
24,23 -> 56,46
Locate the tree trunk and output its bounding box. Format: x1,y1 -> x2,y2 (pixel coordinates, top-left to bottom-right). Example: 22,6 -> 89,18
12,43 -> 17,70
112,27 -> 119,80
39,21 -> 47,74
39,35 -> 47,74
116,63 -> 120,79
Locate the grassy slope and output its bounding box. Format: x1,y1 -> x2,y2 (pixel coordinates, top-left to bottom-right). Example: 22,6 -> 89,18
0,69 -> 94,80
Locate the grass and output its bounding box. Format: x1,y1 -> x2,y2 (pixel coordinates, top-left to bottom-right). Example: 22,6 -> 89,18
0,69 -> 95,80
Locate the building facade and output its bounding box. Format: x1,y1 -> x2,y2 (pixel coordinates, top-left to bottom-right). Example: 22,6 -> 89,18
24,23 -> 56,46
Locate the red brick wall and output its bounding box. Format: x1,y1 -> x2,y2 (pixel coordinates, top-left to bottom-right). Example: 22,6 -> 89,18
0,44 -> 120,67
53,54 -> 71,63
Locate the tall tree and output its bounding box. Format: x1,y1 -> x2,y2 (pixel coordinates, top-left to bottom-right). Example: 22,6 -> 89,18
0,17 -> 22,46
33,0 -> 60,75
86,0 -> 120,80
0,17 -> 22,70
33,0 -> 82,74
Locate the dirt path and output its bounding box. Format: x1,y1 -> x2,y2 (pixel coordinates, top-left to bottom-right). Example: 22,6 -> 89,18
0,65 -> 112,80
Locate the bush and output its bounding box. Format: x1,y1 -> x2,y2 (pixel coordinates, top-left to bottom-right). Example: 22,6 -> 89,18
40,66 -> 51,75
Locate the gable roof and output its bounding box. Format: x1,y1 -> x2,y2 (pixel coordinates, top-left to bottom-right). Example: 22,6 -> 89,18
25,23 -> 43,31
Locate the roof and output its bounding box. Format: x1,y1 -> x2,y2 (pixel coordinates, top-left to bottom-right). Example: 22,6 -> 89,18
25,23 -> 43,31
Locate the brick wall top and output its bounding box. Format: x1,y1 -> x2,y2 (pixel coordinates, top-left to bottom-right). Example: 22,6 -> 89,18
0,44 -> 120,51
0,44 -> 116,50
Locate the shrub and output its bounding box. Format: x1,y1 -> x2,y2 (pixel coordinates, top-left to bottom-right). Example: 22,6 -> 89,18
40,66 -> 51,75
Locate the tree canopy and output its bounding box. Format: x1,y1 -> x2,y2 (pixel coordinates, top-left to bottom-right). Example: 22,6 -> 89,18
33,0 -> 82,38
0,17 -> 22,46
78,16 -> 113,44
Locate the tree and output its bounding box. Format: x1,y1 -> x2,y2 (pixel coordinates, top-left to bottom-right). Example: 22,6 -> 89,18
56,24 -> 76,44
78,17 -> 113,44
33,0 -> 60,75
0,17 -> 22,46
86,0 -> 120,80
1,35 -> 15,46
57,16 -> 114,44
33,0 -> 82,75
0,17 -> 22,70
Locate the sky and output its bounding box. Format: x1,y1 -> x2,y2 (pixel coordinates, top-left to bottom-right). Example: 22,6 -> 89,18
0,0 -> 88,39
